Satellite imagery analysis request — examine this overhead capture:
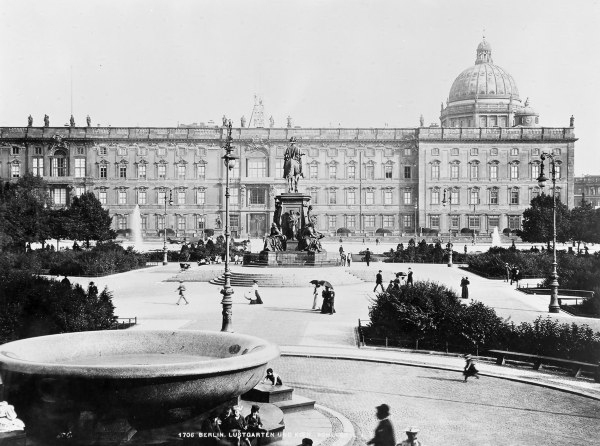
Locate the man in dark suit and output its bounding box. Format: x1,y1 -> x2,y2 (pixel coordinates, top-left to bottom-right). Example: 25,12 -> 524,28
367,404 -> 396,446
365,248 -> 372,266
374,270 -> 384,293
406,268 -> 413,286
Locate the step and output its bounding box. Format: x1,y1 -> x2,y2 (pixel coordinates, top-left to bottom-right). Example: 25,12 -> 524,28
243,384 -> 294,403
273,395 -> 316,414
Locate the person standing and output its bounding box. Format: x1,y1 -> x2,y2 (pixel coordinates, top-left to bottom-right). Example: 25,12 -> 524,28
463,354 -> 480,382
252,280 -> 264,304
460,277 -> 470,299
347,253 -> 352,267
464,245 -> 467,255
373,270 -> 385,293
61,276 -> 71,287
510,266 -> 517,285
365,248 -> 372,266
367,404 -> 396,446
176,280 -> 189,305
88,281 -> 98,298
245,404 -> 266,443
505,263 -> 511,283
406,268 -> 413,286
312,284 -> 321,310
386,280 -> 395,292
514,268 -> 521,288
321,286 -> 335,315
398,428 -> 423,446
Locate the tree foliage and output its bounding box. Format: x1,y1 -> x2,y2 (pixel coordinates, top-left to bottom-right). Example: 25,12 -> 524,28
68,192 -> 116,247
518,194 -> 570,247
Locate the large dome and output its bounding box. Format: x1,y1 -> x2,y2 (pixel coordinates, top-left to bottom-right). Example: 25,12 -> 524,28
448,39 -> 520,102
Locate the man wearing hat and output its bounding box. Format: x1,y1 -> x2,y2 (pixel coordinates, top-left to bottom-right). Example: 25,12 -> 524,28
367,404 -> 396,446
398,427 -> 423,446
374,270 -> 384,293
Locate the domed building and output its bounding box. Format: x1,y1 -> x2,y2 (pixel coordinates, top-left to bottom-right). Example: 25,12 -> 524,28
440,39 -> 539,128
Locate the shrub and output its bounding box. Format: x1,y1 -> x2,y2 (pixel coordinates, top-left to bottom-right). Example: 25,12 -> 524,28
204,229 -> 215,237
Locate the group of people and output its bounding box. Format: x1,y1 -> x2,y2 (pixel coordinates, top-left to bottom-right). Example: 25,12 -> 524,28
460,276 -> 470,299
338,246 -> 352,266
374,268 -> 414,294
505,263 -> 522,287
200,403 -> 265,446
312,284 -> 335,314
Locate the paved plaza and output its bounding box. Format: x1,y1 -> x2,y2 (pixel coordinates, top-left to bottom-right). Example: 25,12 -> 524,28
62,240 -> 600,446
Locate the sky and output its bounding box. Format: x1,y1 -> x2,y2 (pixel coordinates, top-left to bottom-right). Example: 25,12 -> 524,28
1,0 -> 599,175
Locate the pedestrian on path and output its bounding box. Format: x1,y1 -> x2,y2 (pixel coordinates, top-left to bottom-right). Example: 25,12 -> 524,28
464,245 -> 467,255
386,280 -> 395,293
176,280 -> 189,305
374,270 -> 385,293
460,277 -> 470,299
367,404 -> 396,446
245,280 -> 264,304
398,428 -> 423,446
463,354 -> 480,382
514,268 -> 521,288
312,284 -> 321,310
88,281 -> 98,298
321,286 -> 336,315
505,263 -> 511,282
406,268 -> 413,286
365,248 -> 372,266
347,253 -> 352,267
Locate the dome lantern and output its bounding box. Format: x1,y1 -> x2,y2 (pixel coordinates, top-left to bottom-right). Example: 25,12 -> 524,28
476,39 -> 493,64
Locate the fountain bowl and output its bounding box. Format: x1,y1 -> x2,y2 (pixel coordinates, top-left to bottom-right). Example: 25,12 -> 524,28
0,330 -> 279,419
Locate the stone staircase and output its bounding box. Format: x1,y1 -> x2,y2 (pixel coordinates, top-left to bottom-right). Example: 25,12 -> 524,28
208,269 -> 365,287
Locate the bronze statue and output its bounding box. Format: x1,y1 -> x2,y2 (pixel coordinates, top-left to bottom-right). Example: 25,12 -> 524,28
222,115 -> 227,126
287,115 -> 292,128
44,114 -> 49,127
570,115 -> 575,127
86,115 -> 91,127
297,223 -> 324,253
283,137 -> 304,193
27,115 -> 33,127
263,223 -> 286,252
273,198 -> 282,228
269,116 -> 275,128
70,115 -> 75,127
241,116 -> 246,128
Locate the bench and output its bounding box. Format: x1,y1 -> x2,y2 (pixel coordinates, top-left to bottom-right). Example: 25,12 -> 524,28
488,350 -> 599,378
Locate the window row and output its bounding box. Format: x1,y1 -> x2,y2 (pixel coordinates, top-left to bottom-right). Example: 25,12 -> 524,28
10,157 -> 87,178
308,189 -> 415,206
323,214 -> 415,230
430,162 -> 561,180
431,147 -> 562,157
113,214 -> 236,232
430,187 -> 561,206
97,146 -> 208,157
428,215 -> 522,231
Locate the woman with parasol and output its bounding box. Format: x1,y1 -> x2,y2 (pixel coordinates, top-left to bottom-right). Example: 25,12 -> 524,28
319,281 -> 336,315
309,280 -> 321,310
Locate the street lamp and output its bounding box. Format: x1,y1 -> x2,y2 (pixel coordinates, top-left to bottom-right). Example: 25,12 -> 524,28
220,120 -> 238,332
537,152 -> 560,313
414,201 -> 418,238
162,189 -> 173,266
442,188 -> 453,267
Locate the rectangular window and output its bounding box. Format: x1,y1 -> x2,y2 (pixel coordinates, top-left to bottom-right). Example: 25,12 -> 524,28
385,165 -> 393,179
364,215 -> 375,227
470,190 -> 479,205
490,164 -> 498,180
384,190 -> 392,205
490,189 -> 499,205
77,147 -> 85,155
74,186 -> 85,197
553,148 -> 561,156
157,215 -> 165,231
404,166 -> 411,179
275,159 -> 285,178
118,190 -> 127,205
510,189 -> 519,205
508,216 -> 521,230
32,158 -> 44,176
431,148 -> 439,156
403,148 -> 411,156
432,164 -> 440,179
510,164 -> 519,180
34,147 -> 43,155
470,164 -> 478,179
99,191 -> 107,204
196,164 -> 205,179
248,159 -> 267,178
451,148 -> 459,156
53,188 -> 66,205
403,215 -> 413,229
310,189 -> 318,204
431,189 -> 440,205
158,190 -> 167,204
12,147 -> 20,155
470,148 -> 479,156
328,189 -> 337,205
451,215 -> 460,229
249,188 -> 266,205
138,147 -> 148,156
532,148 -> 540,156
119,165 -> 127,179
328,215 -> 336,228
347,165 -> 355,179
488,216 -> 499,229
177,147 -> 186,157
52,158 -> 67,177
74,158 -> 85,177
329,165 -> 337,179
383,216 -> 394,228
347,190 -> 356,205
100,165 -> 107,179
98,146 -> 107,156
141,215 -> 147,230
229,187 -> 239,206
158,164 -> 167,179
157,147 -> 166,156
11,163 -> 20,177
137,164 -> 146,179
178,164 -> 186,179
403,190 -> 412,205
531,163 -> 539,180
451,190 -> 459,205
366,165 -> 374,180
309,164 -> 318,179
230,214 -> 240,228
346,215 -> 356,228
196,215 -> 205,230
468,216 -> 480,229
366,190 -> 374,205
430,215 -> 440,229
231,162 -> 240,179
117,216 -> 127,230
531,189 -> 540,201
555,164 -> 561,179
177,216 -> 185,231
117,147 -> 127,156
177,190 -> 186,205
451,164 -> 459,179
196,190 -> 205,205
510,148 -> 519,156
138,190 -> 147,205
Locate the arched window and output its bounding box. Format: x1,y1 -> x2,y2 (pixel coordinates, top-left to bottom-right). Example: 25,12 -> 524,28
52,149 -> 68,177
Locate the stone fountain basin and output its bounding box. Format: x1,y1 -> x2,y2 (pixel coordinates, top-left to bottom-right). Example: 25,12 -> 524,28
0,330 -> 280,414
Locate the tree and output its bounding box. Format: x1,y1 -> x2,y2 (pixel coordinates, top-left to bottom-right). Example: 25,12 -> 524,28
518,194 -> 570,250
68,192 -> 116,248
48,208 -> 71,251
0,174 -> 53,251
570,203 -> 600,252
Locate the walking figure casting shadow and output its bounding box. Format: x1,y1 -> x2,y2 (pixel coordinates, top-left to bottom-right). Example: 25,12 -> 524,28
283,137 -> 304,193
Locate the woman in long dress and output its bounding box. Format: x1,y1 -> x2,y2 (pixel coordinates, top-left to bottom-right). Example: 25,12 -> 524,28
312,284 -> 321,310
460,277 -> 470,299
321,286 -> 335,315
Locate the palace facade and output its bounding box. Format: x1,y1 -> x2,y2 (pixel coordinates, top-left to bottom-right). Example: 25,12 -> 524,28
0,40 -> 576,238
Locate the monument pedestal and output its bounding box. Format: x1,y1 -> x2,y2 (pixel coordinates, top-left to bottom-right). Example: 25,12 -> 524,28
277,193 -> 311,241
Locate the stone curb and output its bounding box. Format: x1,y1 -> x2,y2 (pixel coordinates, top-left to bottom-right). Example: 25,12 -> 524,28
280,350 -> 600,402
314,404 -> 356,446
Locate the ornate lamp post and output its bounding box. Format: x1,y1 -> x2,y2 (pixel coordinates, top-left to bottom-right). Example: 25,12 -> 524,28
537,153 -> 560,313
442,188 -> 453,267
414,201 -> 418,238
221,120 -> 238,332
162,189 -> 173,266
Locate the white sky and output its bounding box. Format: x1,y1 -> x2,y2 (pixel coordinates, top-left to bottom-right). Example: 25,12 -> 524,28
1,0 -> 599,175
